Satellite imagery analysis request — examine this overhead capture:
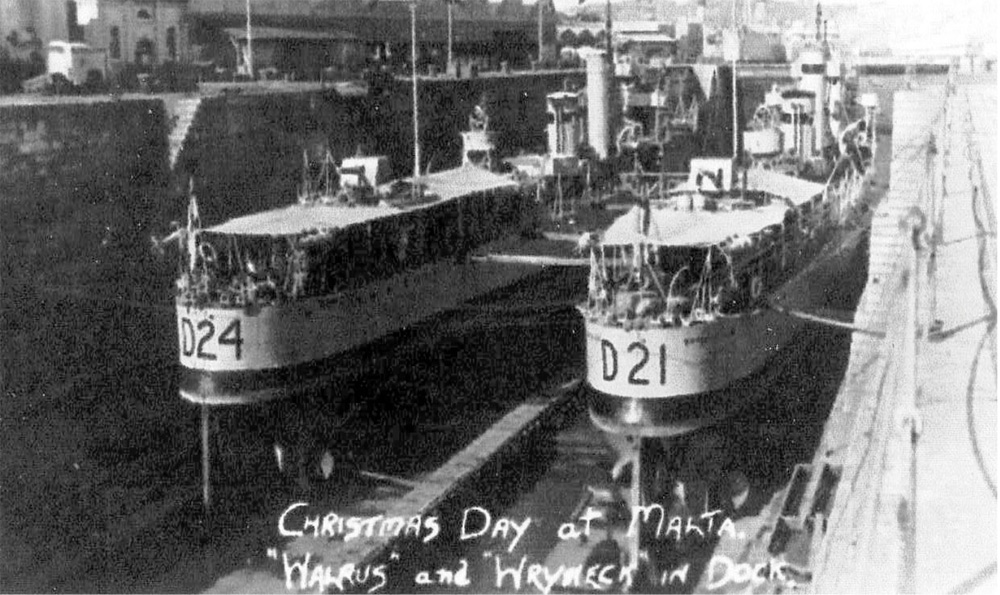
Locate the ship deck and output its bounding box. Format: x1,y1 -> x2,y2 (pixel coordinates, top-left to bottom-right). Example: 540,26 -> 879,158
207,165 -> 520,236
603,200 -> 792,246
600,168 -> 827,246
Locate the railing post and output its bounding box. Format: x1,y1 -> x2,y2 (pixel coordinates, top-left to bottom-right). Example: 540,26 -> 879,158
899,202 -> 926,594
904,210 -> 924,432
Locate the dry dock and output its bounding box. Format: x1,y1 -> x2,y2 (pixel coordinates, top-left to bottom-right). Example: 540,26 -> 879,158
812,75 -> 997,593
203,378 -> 585,594
4,71 -> 993,594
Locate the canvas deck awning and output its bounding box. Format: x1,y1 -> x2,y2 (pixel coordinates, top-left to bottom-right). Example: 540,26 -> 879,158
207,165 -> 518,237
601,169 -> 825,247
745,168 -> 826,206
600,203 -> 792,247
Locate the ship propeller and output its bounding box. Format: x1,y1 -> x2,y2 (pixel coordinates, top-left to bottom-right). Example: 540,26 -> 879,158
273,442 -> 285,473
727,469 -> 751,512
611,454 -> 633,483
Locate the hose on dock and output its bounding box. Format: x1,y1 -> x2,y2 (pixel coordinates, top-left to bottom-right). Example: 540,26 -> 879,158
769,302 -> 887,338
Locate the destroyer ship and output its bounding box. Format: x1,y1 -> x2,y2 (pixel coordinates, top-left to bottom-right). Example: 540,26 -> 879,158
580,44 -> 878,437
548,32 -> 881,585
169,114 -> 539,405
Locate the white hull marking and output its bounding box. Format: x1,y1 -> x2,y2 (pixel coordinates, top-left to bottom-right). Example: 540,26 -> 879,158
584,310 -> 799,399
177,258 -> 538,372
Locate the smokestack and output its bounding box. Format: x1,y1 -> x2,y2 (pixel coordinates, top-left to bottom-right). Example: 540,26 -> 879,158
696,0 -> 706,24
585,51 -> 612,159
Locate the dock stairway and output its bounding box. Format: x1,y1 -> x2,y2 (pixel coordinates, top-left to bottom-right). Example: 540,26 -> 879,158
766,462 -> 842,575
167,96 -> 202,169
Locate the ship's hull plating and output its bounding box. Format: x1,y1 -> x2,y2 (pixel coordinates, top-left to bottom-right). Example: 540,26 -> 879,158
178,257 -> 537,405
584,203 -> 872,437
584,309 -> 801,437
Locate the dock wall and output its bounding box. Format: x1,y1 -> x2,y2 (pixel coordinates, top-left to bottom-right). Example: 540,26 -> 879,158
0,67 -> 828,301
179,71 -> 587,226
0,71 -> 583,297
0,100 -> 173,294
811,88 -> 946,593
0,100 -> 170,201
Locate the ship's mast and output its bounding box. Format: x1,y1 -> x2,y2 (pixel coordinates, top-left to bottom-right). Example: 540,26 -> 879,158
815,2 -> 822,43
410,2 -> 420,184
605,0 -> 613,62
245,0 -> 253,78
448,0 -> 454,72
537,0 -> 544,64
731,0 -> 739,163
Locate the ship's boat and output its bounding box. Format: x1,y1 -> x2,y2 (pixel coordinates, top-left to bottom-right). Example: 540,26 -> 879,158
578,46 -> 880,439
170,121 -> 539,405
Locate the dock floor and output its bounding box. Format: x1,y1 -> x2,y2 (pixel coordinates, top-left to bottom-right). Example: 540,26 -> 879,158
204,378 -> 582,594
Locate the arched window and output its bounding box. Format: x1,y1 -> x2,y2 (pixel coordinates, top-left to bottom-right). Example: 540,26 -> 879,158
135,38 -> 155,65
137,9 -> 152,20
166,27 -> 176,61
110,26 -> 121,59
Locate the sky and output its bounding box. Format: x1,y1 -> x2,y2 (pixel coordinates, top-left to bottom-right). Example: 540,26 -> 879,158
77,0 -> 97,24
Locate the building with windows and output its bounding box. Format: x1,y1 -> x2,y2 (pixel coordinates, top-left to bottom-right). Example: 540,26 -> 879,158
4,0 -> 557,82
1,0 -> 190,66
1,0 -> 74,51
84,1 -> 189,66
187,0 -> 556,77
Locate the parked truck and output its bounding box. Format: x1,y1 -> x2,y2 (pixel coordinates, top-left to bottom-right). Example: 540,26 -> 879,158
47,41 -> 107,84
22,40 -> 107,93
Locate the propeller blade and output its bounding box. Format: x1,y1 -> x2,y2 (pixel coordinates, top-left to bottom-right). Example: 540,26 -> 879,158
728,469 -> 751,512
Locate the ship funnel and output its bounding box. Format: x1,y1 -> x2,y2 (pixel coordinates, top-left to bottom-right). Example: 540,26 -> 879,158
796,48 -> 829,156
585,50 -> 614,160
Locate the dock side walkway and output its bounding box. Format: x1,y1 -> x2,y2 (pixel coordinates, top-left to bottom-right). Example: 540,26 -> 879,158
813,76 -> 996,593
913,78 -> 996,595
